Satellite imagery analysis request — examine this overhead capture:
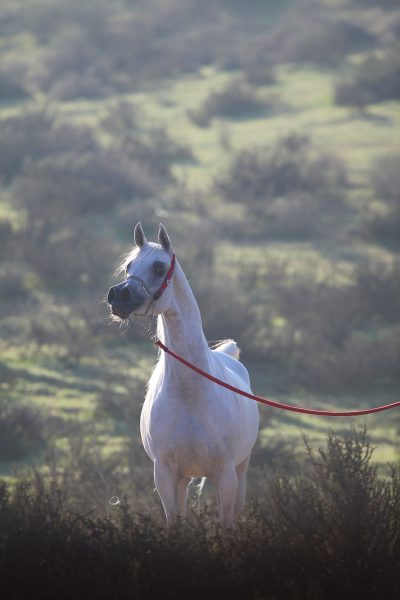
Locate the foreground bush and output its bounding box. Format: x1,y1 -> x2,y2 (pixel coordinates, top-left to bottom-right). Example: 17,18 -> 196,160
0,430 -> 398,599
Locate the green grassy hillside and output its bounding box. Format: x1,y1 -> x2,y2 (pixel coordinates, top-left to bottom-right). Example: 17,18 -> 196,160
0,0 -> 399,493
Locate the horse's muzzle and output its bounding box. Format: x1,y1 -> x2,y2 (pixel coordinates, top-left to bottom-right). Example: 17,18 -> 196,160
107,281 -> 143,319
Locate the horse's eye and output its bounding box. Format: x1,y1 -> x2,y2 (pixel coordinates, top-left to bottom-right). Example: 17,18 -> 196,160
153,262 -> 166,277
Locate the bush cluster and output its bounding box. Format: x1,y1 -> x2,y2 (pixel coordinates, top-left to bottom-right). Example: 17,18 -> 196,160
188,78 -> 277,128
364,153 -> 400,243
0,430 -> 398,600
262,257 -> 400,391
0,399 -> 47,461
29,0 -> 231,99
0,66 -> 31,101
0,106 -> 189,297
335,44 -> 400,109
273,14 -> 376,67
215,134 -> 348,239
0,109 -> 96,183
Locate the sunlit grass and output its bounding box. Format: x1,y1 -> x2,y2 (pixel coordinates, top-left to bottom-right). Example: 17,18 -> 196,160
1,320 -> 398,482
4,61 -> 397,190
0,45 -> 399,483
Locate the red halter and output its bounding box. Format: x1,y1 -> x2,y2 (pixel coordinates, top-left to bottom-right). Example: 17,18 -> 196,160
127,253 -> 176,317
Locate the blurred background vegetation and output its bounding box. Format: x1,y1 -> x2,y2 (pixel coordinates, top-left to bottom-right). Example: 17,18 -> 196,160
0,1 -> 399,594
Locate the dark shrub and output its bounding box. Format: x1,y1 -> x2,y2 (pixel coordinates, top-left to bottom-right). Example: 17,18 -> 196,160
0,0 -> 112,42
0,430 -> 399,599
217,134 -> 347,205
292,326 -> 400,391
29,305 -> 96,362
353,257 -> 400,323
0,66 -> 31,101
243,64 -> 276,87
363,153 -> 400,243
101,103 -> 194,178
197,273 -> 254,346
341,327 -> 400,386
215,134 -> 348,239
259,5 -> 376,68
0,109 -> 96,183
16,222 -> 114,295
287,18 -> 376,67
188,78 -> 274,127
351,0 -> 400,8
100,100 -> 142,138
366,209 -> 400,244
95,370 -> 146,424
15,151 -> 157,220
261,193 -> 330,240
335,44 -> 400,108
40,27 -> 113,100
0,265 -> 35,314
0,399 -> 47,461
0,219 -> 13,259
264,256 -> 400,391
261,430 -> 400,599
123,127 -> 194,179
36,2 -> 231,99
370,153 -> 400,204
334,80 -> 371,111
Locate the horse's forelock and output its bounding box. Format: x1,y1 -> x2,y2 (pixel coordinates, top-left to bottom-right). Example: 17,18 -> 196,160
115,244 -> 167,278
115,248 -> 138,277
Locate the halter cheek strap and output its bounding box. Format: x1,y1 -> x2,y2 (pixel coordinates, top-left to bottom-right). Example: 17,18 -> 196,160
152,253 -> 176,301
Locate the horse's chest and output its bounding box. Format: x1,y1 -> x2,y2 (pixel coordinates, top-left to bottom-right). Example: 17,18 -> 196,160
141,387 -> 225,458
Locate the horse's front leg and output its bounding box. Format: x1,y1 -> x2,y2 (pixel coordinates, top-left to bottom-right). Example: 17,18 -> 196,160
177,477 -> 190,518
154,460 -> 180,525
214,463 -> 238,529
234,454 -> 251,519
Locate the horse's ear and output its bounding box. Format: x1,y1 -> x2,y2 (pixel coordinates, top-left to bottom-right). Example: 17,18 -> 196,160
133,222 -> 147,247
158,223 -> 171,250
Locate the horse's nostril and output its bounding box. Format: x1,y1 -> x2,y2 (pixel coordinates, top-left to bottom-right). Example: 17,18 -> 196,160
107,287 -> 115,304
120,287 -> 130,302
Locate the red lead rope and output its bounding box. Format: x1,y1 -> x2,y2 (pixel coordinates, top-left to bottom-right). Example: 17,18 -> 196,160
155,339 -> 400,417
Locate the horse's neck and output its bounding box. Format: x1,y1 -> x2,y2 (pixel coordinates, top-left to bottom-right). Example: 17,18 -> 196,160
157,261 -> 210,372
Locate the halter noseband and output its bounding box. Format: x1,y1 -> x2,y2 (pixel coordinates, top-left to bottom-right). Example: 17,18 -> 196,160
127,253 -> 176,316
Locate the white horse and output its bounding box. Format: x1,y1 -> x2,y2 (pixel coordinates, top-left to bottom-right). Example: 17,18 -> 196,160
107,223 -> 259,527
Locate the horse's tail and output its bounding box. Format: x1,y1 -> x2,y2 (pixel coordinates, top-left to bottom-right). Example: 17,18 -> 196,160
213,339 -> 241,360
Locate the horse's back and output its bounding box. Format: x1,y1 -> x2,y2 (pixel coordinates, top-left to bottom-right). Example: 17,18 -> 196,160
210,348 -> 259,457
213,339 -> 241,360
211,345 -> 251,388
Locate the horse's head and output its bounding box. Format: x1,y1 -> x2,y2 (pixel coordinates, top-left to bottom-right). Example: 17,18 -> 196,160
108,222 -> 174,320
